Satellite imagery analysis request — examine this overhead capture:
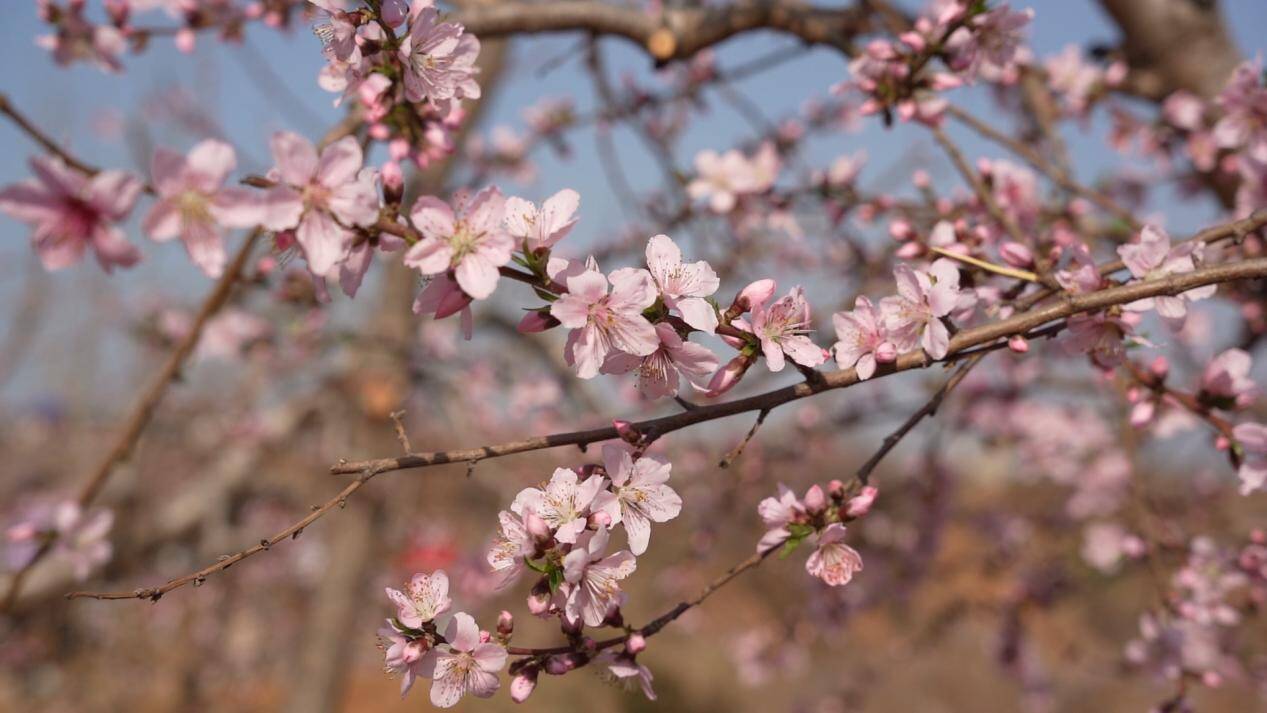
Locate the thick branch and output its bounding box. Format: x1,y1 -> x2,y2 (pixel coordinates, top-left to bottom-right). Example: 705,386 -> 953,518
454,0 -> 878,63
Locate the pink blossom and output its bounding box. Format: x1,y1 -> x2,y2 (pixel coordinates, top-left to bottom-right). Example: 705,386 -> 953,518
486,510 -> 533,586
562,528 -> 637,627
844,485 -> 879,519
429,612 -> 506,707
597,650 -> 657,700
601,322 -> 719,399
832,296 -> 897,380
1081,522 -> 1143,574
0,156 -> 142,272
644,234 -> 720,333
750,286 -> 826,372
880,259 -> 973,359
1117,225 -> 1213,324
511,468 -> 605,544
6,501 -> 113,580
592,445 -> 682,555
378,623 -> 435,697
196,309 -> 271,361
260,133 -> 379,276
686,143 -> 779,213
550,266 -> 659,379
1061,311 -> 1144,370
385,570 -> 452,628
1200,349 -> 1256,409
404,187 -> 513,300
943,4 -> 1033,78
509,668 -> 538,702
143,140 -> 260,278
1213,61 -> 1267,163
756,484 -> 805,554
1233,422 -> 1267,495
503,188 -> 579,252
412,273 -> 474,338
1044,45 -> 1104,116
37,2 -> 126,73
399,5 -> 481,112
804,523 -> 863,587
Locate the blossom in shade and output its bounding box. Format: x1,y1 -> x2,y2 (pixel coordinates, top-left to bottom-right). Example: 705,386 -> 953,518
429,612 -> 506,708
503,188 -> 579,252
749,286 -> 826,372
511,468 -> 605,544
832,296 -> 898,380
550,266 -> 660,379
1233,422 -> 1267,495
486,510 -> 533,586
260,133 -> 379,276
385,570 -> 452,628
399,4 -> 481,111
143,140 -> 261,278
1117,225 -> 1213,324
644,234 -> 720,333
1199,349 -> 1256,410
592,445 -> 682,555
881,259 -> 972,359
601,323 -> 719,399
404,187 -> 513,300
378,623 -> 435,697
804,523 -> 863,587
562,528 -> 637,627
412,273 -> 474,338
597,650 -> 657,700
756,484 -> 806,554
1213,61 -> 1267,163
0,156 -> 142,272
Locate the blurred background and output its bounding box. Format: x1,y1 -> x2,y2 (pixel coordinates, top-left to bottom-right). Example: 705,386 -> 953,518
2,1 -> 1267,711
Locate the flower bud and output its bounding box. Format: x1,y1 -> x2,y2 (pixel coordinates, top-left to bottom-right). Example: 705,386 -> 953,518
626,633 -> 647,654
1008,335 -> 1029,353
589,510 -> 612,529
510,668 -> 538,703
544,654 -> 578,675
999,241 -> 1034,268
803,484 -> 827,515
380,0 -> 408,27
828,479 -> 846,501
524,510 -> 552,543
527,581 -> 551,616
874,342 -> 898,363
613,419 -> 641,445
497,610 -> 514,637
517,310 -> 556,334
381,160 -> 404,204
731,279 -> 777,314
1149,355 -> 1169,380
705,354 -> 754,397
844,486 -> 879,518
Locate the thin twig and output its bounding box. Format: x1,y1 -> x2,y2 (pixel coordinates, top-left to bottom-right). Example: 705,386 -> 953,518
719,408 -> 770,468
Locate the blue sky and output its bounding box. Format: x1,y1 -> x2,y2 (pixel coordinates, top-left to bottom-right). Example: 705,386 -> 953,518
0,0 -> 1265,402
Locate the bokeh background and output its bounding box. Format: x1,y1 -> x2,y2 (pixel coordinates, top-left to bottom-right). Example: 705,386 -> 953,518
2,1 -> 1267,711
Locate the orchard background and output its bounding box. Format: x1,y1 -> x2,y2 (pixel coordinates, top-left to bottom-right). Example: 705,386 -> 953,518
2,1 -> 1267,711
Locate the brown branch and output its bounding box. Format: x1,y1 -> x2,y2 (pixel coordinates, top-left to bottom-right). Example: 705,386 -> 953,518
3,230 -> 262,611
454,0 -> 878,63
67,215 -> 1267,603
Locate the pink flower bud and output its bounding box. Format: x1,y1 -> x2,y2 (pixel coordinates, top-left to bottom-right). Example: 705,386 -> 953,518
874,342 -> 898,363
828,479 -> 846,500
912,169 -> 931,188
1008,335 -> 1029,353
544,654 -> 579,675
888,219 -> 915,242
524,510 -> 552,543
845,486 -> 879,518
517,311 -> 556,333
381,161 -> 403,203
510,669 -> 538,703
368,123 -> 391,141
999,241 -> 1034,267
732,279 -> 777,313
705,354 -> 753,397
527,586 -> 551,616
803,484 -> 827,515
175,28 -> 196,54
894,241 -> 925,259
497,610 -> 514,637
588,510 -> 611,529
613,419 -> 641,445
381,0 -> 408,27
626,633 -> 647,654
1215,434 -> 1230,451
1149,356 -> 1169,380
898,31 -> 926,52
